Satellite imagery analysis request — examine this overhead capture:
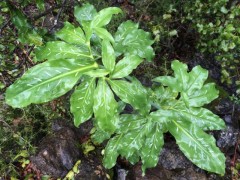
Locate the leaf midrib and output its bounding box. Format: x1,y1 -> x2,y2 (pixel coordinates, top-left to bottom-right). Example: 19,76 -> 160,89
14,62 -> 97,97
172,120 -> 214,159
50,48 -> 92,59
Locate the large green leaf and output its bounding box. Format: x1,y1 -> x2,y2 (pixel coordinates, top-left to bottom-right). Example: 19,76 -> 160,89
151,85 -> 224,131
153,60 -> 202,92
70,77 -> 96,127
153,60 -> 187,92
102,40 -> 115,72
103,135 -> 123,168
117,114 -> 147,134
173,104 -> 226,130
5,59 -> 98,108
56,22 -> 86,45
150,86 -> 178,108
187,65 -> 208,96
150,109 -> 175,126
187,83 -> 219,107
93,78 -> 119,133
90,7 -> 122,28
116,126 -> 145,159
168,120 -> 226,175
103,125 -> 145,169
108,79 -> 149,115
74,3 -> 97,24
104,114 -> 163,171
171,60 -> 189,91
110,55 -> 143,79
35,41 -> 91,61
114,20 -> 154,61
140,123 -> 164,174
153,60 -> 219,107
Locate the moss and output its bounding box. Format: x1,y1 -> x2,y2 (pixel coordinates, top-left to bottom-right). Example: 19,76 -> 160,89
0,95 -> 67,178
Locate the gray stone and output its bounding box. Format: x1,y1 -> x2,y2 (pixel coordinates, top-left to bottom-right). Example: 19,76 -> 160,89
30,119 -> 82,178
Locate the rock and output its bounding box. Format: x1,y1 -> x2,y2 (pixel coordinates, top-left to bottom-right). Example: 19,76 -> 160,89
117,168 -> 128,180
215,98 -> 235,116
126,163 -> 169,180
158,143 -> 192,170
30,119 -> 109,179
125,142 -> 208,180
216,126 -> 238,151
30,119 -> 82,178
74,152 -> 109,180
126,163 -> 207,180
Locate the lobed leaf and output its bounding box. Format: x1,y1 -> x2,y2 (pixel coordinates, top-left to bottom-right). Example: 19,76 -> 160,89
117,114 -> 147,134
140,123 -> 164,174
93,78 -> 119,133
171,60 -> 189,91
153,60 -> 219,106
117,127 -> 145,159
11,7 -> 30,30
150,109 -> 175,126
187,65 -> 208,96
151,86 -> 178,107
114,20 -> 155,61
187,83 -> 219,107
70,77 -> 96,127
168,120 -> 226,175
36,0 -> 45,11
5,59 -> 98,108
103,126 -> 145,169
103,135 -> 122,169
153,76 -> 178,91
173,104 -> 226,130
18,29 -> 43,46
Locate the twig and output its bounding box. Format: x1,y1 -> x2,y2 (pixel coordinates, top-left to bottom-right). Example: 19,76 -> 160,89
32,4 -> 71,21
49,0 -> 67,32
0,119 -> 12,130
137,0 -> 154,23
23,45 -> 35,66
0,19 -> 11,34
231,132 -> 239,166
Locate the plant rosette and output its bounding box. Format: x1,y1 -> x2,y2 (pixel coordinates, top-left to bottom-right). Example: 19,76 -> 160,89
5,4 -> 225,176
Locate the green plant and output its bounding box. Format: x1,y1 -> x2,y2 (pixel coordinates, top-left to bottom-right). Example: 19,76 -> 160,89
182,0 -> 240,84
103,60 -> 226,175
5,3 -> 225,176
6,3 -> 154,131
6,1 -> 43,46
